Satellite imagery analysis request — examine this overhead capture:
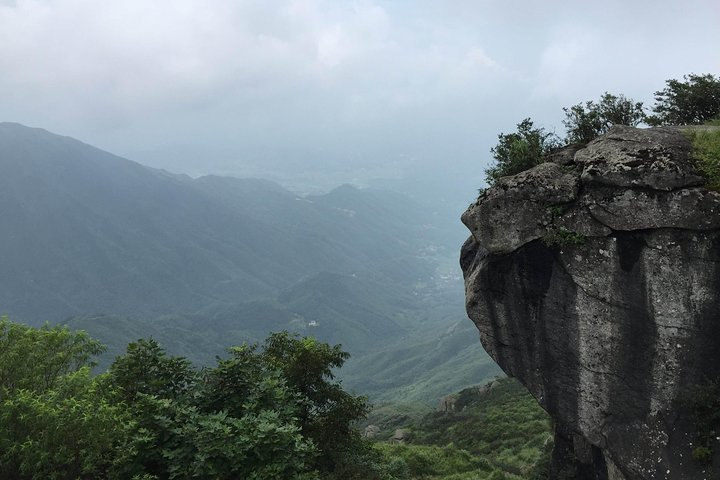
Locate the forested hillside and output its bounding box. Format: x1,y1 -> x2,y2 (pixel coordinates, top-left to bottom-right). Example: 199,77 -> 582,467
363,378 -> 552,479
0,122 -> 445,323
0,318 -> 547,480
0,122 -> 498,402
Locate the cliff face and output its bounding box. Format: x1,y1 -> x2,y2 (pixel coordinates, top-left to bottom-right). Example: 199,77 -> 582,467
460,126 -> 720,480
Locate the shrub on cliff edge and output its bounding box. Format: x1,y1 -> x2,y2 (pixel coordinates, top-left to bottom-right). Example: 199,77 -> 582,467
485,118 -> 560,185
562,92 -> 645,144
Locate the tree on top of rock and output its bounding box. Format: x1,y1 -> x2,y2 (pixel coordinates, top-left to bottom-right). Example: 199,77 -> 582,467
485,118 -> 561,186
647,73 -> 720,126
562,92 -> 646,145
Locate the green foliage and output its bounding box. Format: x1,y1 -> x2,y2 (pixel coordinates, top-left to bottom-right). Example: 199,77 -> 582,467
692,446 -> 713,463
0,318 -> 376,479
262,331 -> 370,471
374,378 -> 552,479
542,228 -> 586,247
543,204 -> 586,247
199,344 -> 298,419
0,370 -> 133,480
0,319 -> 130,480
647,73 -> 720,126
527,440 -> 553,480
123,396 -> 315,480
325,437 -> 406,480
111,331 -> 372,478
545,203 -> 573,220
108,338 -> 195,403
687,128 -> 720,191
562,92 -> 645,144
684,380 -> 720,465
485,119 -> 560,185
0,317 -> 104,398
375,443 -> 494,479
412,379 -> 551,475
360,402 -> 432,440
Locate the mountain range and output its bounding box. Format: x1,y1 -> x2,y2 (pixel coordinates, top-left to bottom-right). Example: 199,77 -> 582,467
0,121 -> 499,402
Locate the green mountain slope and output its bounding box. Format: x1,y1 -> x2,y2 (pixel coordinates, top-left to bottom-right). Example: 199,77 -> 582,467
342,319 -> 502,403
0,123 -> 280,319
63,270 -> 417,371
1,121 -> 500,403
368,378 -> 553,479
0,122 -> 439,324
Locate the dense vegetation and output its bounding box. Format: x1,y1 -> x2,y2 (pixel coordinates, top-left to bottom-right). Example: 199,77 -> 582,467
484,119 -> 560,184
369,378 -> 553,480
0,317 -> 552,479
0,317 -> 380,479
687,127 -> 720,191
485,72 -> 720,185
562,92 -> 645,144
647,73 -> 720,126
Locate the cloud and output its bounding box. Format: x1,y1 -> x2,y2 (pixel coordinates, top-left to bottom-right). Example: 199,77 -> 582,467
0,1 -> 505,131
0,0 -> 718,191
533,32 -> 595,98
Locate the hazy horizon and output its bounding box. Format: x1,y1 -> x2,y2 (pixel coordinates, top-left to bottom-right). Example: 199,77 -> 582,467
2,0 -> 719,197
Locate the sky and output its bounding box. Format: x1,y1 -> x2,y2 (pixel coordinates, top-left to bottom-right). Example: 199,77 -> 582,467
1,0 -> 719,197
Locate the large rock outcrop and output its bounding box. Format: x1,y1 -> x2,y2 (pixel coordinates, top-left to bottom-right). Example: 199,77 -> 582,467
461,126 -> 720,480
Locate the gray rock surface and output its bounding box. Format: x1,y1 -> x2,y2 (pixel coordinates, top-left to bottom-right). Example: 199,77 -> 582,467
461,127 -> 720,480
363,425 -> 380,439
391,429 -> 410,444
461,162 -> 580,254
438,394 -> 458,412
585,188 -> 720,231
576,125 -> 706,190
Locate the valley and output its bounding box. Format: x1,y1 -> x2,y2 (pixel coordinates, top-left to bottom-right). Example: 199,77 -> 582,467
0,121 -> 499,404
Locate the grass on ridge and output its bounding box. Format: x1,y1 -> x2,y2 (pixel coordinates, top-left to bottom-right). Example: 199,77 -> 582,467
684,123 -> 720,191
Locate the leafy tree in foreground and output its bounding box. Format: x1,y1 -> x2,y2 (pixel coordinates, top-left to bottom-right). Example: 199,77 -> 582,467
563,92 -> 645,144
109,336 -> 318,479
108,338 -> 195,403
0,318 -> 131,480
199,343 -> 297,418
0,316 -> 104,397
120,394 -> 315,480
261,332 -> 370,473
109,331 -> 374,478
0,371 -> 133,480
647,73 -> 720,126
0,318 -> 377,479
485,118 -> 560,185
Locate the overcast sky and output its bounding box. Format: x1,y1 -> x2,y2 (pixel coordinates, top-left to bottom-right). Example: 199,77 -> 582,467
1,0 -> 719,195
